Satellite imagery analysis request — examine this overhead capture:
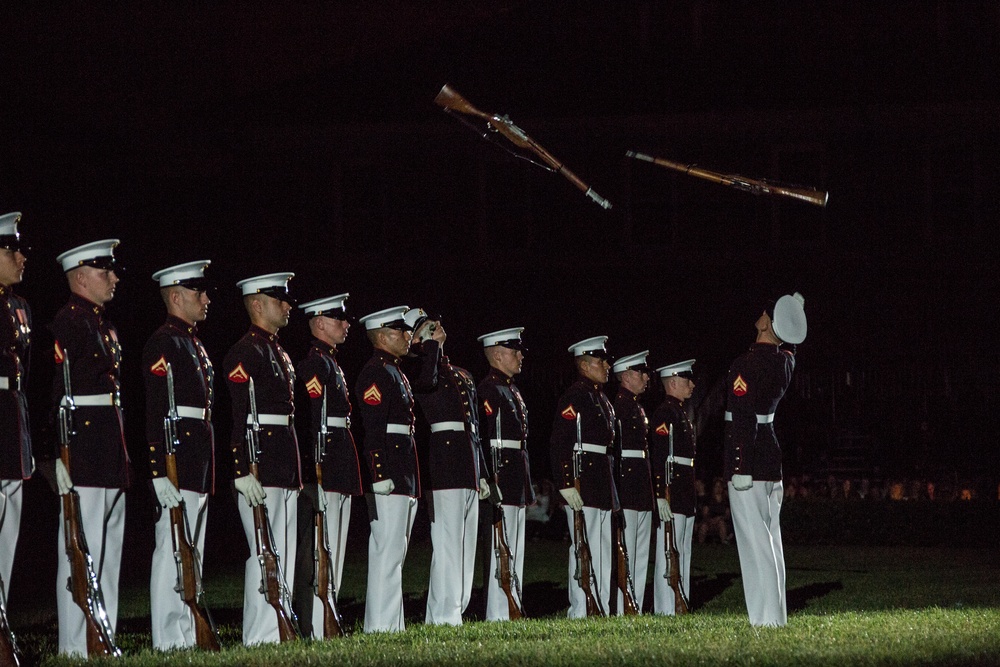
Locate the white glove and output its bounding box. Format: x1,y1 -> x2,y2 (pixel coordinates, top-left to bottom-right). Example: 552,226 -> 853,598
372,479 -> 395,495
234,474 -> 266,507
317,483 -> 328,511
478,478 -> 491,500
152,477 -> 182,508
559,487 -> 584,511
55,458 -> 74,495
731,474 -> 753,491
657,498 -> 673,522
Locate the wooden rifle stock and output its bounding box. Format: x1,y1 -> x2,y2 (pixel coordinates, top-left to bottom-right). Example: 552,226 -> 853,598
613,515 -> 640,615
57,350 -> 121,657
162,363 -> 221,651
249,462 -> 299,643
164,461 -> 220,650
625,151 -> 829,207
490,413 -> 524,619
662,486 -> 690,615
435,84 -> 612,209
61,487 -> 121,656
572,498 -> 605,618
313,462 -> 344,637
245,378 -> 299,642
0,575 -> 23,667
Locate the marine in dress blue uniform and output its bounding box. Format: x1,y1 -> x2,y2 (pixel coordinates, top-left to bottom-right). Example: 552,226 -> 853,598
649,359 -> 698,615
550,336 -> 619,618
725,293 -> 807,627
294,293 -> 362,637
0,212 -> 31,611
51,239 -> 129,657
611,351 -> 653,614
143,260 -> 216,649
224,272 -> 301,645
403,308 -> 490,626
355,306 -> 419,633
476,327 -> 533,621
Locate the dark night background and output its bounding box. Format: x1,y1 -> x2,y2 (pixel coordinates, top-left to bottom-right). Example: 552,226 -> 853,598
2,1 -> 998,612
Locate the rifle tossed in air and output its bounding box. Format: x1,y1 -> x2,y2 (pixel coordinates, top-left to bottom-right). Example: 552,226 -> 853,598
436,84 -> 612,209
626,150 -> 829,207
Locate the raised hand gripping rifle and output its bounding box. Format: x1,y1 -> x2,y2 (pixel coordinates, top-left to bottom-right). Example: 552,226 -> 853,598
57,350 -> 121,657
163,364 -> 220,651
573,413 -> 605,617
491,411 -> 524,619
435,84 -> 612,209
312,387 -> 345,638
246,378 -> 299,642
612,420 -> 640,616
663,428 -> 690,614
625,151 -> 829,207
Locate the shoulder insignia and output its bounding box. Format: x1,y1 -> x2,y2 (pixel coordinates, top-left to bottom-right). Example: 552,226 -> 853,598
655,422 -> 669,436
150,355 -> 168,377
561,404 -> 577,420
228,363 -> 249,383
483,399 -> 493,416
732,374 -> 748,396
306,375 -> 323,398
363,383 -> 382,405
54,340 -> 65,364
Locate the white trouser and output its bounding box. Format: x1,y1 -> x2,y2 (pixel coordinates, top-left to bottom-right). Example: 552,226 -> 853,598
653,512 -> 694,615
729,480 -> 786,627
426,488 -> 479,625
0,479 -> 23,590
616,508 -> 651,614
309,491 -> 351,637
485,504 -> 526,621
150,490 -> 209,650
564,506 -> 612,619
57,486 -> 125,657
364,494 -> 418,633
237,487 -> 298,645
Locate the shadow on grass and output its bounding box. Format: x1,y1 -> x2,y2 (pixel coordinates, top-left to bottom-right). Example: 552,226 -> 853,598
787,581 -> 844,614
688,571 -> 740,610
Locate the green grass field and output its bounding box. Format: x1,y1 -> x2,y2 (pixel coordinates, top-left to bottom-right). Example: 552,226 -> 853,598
14,539 -> 1000,666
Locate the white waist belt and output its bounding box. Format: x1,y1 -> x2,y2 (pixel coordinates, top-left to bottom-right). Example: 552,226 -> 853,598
0,377 -> 20,391
74,393 -> 119,407
386,423 -> 412,435
246,414 -> 290,427
724,411 -> 775,424
326,416 -> 349,428
490,438 -> 524,450
620,450 -> 646,459
580,443 -> 608,455
430,421 -> 465,433
669,455 -> 694,467
177,406 -> 210,421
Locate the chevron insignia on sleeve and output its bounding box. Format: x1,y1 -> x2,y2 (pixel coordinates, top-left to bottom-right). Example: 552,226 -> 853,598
732,374 -> 748,396
305,375 -> 323,398
363,383 -> 382,405
560,405 -> 577,420
655,422 -> 669,436
150,356 -> 168,377
54,340 -> 65,364
228,363 -> 249,383
483,399 -> 493,416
